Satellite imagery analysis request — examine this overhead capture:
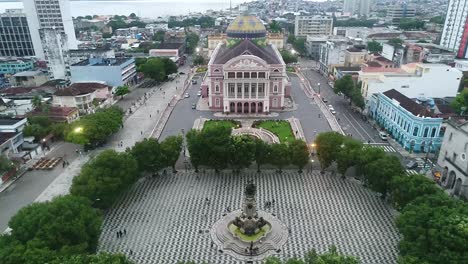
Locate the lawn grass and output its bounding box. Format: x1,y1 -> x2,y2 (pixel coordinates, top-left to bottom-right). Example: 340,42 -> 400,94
255,120 -> 295,143
202,120 -> 240,131
228,224 -> 270,242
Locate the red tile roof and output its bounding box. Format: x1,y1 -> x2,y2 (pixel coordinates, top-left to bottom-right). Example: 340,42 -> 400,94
28,106 -> 79,122
54,83 -> 109,96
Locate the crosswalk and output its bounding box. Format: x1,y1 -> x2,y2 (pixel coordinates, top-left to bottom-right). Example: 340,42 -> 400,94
405,169 -> 419,175
365,144 -> 397,153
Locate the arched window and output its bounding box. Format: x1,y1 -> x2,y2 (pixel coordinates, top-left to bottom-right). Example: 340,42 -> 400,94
273,85 -> 278,93
413,126 -> 419,136
215,98 -> 220,107
423,127 -> 429,137
214,69 -> 220,73
431,127 -> 437,137
273,69 -> 280,73
215,84 -> 220,92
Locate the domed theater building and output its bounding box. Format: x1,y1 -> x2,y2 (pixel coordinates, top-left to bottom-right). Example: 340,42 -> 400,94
201,15 -> 291,113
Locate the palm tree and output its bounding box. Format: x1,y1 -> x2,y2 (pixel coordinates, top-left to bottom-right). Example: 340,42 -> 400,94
31,95 -> 42,109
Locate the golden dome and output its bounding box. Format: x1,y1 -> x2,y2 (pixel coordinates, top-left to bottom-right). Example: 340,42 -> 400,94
226,15 -> 267,39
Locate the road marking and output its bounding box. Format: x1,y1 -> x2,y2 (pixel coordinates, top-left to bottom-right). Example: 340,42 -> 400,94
342,111 -> 376,143
340,112 -> 367,140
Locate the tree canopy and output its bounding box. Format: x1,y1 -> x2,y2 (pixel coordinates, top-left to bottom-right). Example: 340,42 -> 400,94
138,57 -> 178,81
314,132 -> 344,170
399,19 -> 425,30
66,106 -> 124,147
265,245 -> 360,263
450,89 -> 468,115
0,195 -> 102,264
333,76 -> 365,109
70,150 -> 139,209
367,41 -> 382,53
186,32 -> 200,54
280,50 -> 298,64
168,16 -> 215,28
114,86 -> 130,98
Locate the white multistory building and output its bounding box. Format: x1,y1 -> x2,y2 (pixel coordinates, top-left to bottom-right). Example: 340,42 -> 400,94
23,0 -> 77,79
343,0 -> 371,17
440,0 -> 468,58
294,15 -> 333,37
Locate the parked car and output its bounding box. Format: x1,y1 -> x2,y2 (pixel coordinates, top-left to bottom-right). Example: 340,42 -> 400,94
179,72 -> 185,75
197,91 -> 202,96
405,160 -> 419,170
322,97 -> 328,103
191,79 -> 197,85
184,93 -> 190,98
191,103 -> 196,109
379,131 -> 389,140
328,104 -> 334,110
331,110 -> 336,115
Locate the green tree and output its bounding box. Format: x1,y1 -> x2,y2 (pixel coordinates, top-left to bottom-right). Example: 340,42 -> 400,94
399,18 -> 425,30
130,138 -> 164,174
186,32 -> 200,54
161,57 -> 178,75
129,13 -> 137,19
429,16 -> 445,24
336,138 -> 363,177
269,143 -> 290,173
315,132 -> 344,171
450,89 -> 468,115
102,32 -> 112,38
66,107 -> 124,147
114,85 -> 130,99
139,57 -> 167,81
269,20 -> 282,33
71,150 -> 139,209
292,37 -> 307,55
390,174 -> 442,210
153,30 -> 166,43
334,75 -> 355,99
160,135 -> 183,173
23,124 -> 49,141
52,252 -> 134,264
202,126 -> 232,171
396,193 -> 468,264
31,95 -> 42,109
367,40 -> 382,53
351,85 -> 365,109
193,55 -> 205,65
253,138 -> 270,172
4,195 -> 102,262
365,155 -> 404,197
388,38 -> 404,48
287,34 -> 296,44
280,50 -> 298,64
304,245 -> 360,263
289,140 -> 309,173
186,129 -> 204,172
355,147 -> 386,180
229,136 -> 255,172
0,155 -> 14,173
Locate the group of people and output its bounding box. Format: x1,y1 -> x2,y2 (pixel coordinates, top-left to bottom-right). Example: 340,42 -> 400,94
116,228 -> 127,238
264,199 -> 275,209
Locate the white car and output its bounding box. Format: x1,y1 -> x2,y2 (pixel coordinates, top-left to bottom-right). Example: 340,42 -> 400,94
328,104 -> 334,110
331,110 -> 337,115
184,93 -> 190,98
197,91 -> 202,96
379,131 -> 389,140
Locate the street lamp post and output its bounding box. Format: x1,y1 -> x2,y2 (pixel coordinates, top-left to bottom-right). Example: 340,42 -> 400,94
317,83 -> 321,95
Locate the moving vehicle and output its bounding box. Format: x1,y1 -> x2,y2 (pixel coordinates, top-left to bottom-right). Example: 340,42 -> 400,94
191,103 -> 196,109
197,91 -> 202,96
405,160 -> 419,170
191,79 -> 197,85
184,93 -> 190,98
322,97 -> 328,103
379,131 -> 389,140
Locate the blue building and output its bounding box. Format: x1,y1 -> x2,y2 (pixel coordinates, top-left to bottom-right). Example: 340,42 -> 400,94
70,57 -> 137,87
0,58 -> 34,75
369,89 -> 443,153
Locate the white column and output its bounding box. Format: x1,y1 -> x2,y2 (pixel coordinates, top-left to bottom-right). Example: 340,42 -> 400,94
242,82 -> 244,99
256,82 -> 258,99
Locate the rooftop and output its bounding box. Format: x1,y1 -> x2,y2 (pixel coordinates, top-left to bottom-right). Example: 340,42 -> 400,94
28,106 -> 79,122
54,83 -> 99,96
157,42 -> 184,50
13,71 -> 43,77
335,66 -> 361,71
0,118 -> 26,126
213,39 -> 281,65
0,132 -> 19,145
346,47 -> 365,52
72,57 -> 132,67
383,89 -> 433,117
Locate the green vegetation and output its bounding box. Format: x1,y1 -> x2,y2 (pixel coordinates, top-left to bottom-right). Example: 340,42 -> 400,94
287,35 -> 306,55
333,76 -> 365,109
286,66 -> 296,72
24,115 -> 66,141
229,224 -> 270,242
314,131 -> 468,263
186,126 -> 309,173
0,154 -> 15,173
387,38 -> 404,48
106,14 -> 147,34
114,85 -> 130,98
196,66 -> 207,73
399,18 -> 425,30
429,16 -> 445,24
255,120 -> 294,143
450,89 -> 468,115
193,55 -> 205,65
65,106 -> 124,148
367,40 -> 383,53
186,32 -> 200,54
268,20 -> 282,33
138,57 -> 178,81
202,120 -> 239,131
168,16 -> 215,28
265,246 -> 360,264
280,49 -> 298,64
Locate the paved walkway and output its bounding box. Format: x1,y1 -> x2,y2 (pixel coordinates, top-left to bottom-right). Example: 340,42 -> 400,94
98,170 -> 399,264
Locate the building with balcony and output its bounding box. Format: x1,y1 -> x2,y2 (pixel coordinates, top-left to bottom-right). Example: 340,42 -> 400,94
11,70 -> 49,87
294,15 -> 333,37
201,15 -> 290,113
52,84 -> 96,113
70,57 -> 137,87
437,116 -> 468,199
0,117 -> 27,154
369,89 -> 444,153
440,0 -> 468,58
